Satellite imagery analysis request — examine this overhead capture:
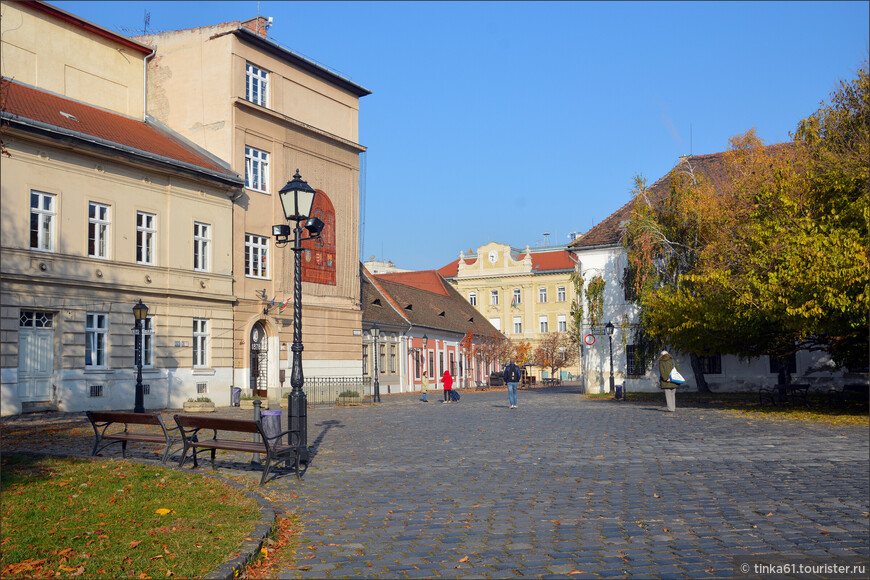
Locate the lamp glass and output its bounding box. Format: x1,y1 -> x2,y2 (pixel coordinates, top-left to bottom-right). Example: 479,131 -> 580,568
133,300 -> 148,321
278,170 -> 317,222
422,334 -> 428,347
604,321 -> 614,336
372,325 -> 380,338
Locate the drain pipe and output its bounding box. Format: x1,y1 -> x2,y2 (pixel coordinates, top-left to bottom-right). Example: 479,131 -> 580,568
143,47 -> 155,121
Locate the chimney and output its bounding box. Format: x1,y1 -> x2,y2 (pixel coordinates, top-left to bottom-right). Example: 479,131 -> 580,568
241,16 -> 270,38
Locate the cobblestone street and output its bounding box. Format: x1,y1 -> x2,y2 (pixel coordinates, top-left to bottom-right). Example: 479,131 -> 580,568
3,385 -> 868,579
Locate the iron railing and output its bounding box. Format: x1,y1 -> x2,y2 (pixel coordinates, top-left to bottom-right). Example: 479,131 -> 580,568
278,376 -> 374,407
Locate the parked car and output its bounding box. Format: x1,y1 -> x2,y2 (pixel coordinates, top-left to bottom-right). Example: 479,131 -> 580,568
488,371 -> 505,386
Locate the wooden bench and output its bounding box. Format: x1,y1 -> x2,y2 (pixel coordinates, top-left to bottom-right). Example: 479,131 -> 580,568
758,383 -> 809,406
174,415 -> 301,485
86,411 -> 181,465
542,378 -> 561,386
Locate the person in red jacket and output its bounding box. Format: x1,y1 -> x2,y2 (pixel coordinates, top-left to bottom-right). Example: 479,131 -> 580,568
441,370 -> 454,403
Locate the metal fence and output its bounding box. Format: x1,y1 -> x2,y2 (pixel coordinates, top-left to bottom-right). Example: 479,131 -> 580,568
277,376 -> 374,407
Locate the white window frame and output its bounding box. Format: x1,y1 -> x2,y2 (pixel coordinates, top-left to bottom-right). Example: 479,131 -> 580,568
488,318 -> 501,331
513,317 -> 522,334
490,290 -> 499,306
194,222 -> 210,272
30,191 -> 56,252
539,315 -> 549,333
85,312 -> 108,368
513,288 -> 522,305
469,292 -> 477,307
192,318 -> 208,368
557,315 -> 567,332
88,202 -> 110,259
557,286 -> 566,302
539,287 -> 548,303
244,146 -> 270,193
245,233 -> 269,279
136,211 -> 156,265
245,62 -> 269,107
139,317 -> 154,368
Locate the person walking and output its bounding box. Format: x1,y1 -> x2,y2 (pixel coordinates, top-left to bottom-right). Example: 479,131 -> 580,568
658,350 -> 679,412
503,358 -> 522,409
442,369 -> 453,403
421,371 -> 429,402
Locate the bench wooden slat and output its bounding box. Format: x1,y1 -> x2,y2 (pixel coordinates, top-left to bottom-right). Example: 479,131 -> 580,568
86,411 -> 180,465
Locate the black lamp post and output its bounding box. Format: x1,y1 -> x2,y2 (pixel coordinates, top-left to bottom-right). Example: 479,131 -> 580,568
132,299 -> 148,413
272,170 -> 325,463
604,321 -> 615,395
372,325 -> 381,403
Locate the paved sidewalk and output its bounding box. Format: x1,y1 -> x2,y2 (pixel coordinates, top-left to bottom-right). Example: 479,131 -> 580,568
3,386 -> 868,579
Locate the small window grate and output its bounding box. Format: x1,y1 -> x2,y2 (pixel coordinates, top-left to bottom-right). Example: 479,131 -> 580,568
89,384 -> 103,397
143,384 -> 151,396
196,382 -> 208,394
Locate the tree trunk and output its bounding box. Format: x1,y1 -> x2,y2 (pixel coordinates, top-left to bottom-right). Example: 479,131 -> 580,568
689,352 -> 712,393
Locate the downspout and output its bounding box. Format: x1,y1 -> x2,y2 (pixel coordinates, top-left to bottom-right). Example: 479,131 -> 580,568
143,48 -> 155,121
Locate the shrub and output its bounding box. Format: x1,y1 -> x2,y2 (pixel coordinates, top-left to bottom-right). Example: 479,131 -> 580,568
338,390 -> 360,398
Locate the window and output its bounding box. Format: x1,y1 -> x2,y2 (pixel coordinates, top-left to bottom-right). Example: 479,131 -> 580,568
379,344 -> 386,374
539,315 -> 548,333
89,384 -> 104,397
414,348 -> 421,379
557,315 -> 567,332
557,286 -> 566,302
390,344 -> 396,373
512,288 -> 521,306
245,63 -> 269,107
428,351 -> 435,378
136,212 -> 155,265
626,345 -> 645,376
138,317 -> 154,368
19,311 -> 54,328
469,292 -> 477,307
244,146 -> 269,193
513,317 -> 522,334
362,344 -> 369,375
439,352 -> 444,377
490,290 -> 499,306
245,234 -> 269,278
197,382 -> 208,394
88,202 -> 110,259
450,352 -> 456,376
30,191 -> 56,251
539,287 -> 548,303
85,313 -> 107,368
193,222 -> 210,272
698,353 -> 722,374
192,318 -> 208,368
489,318 -> 501,331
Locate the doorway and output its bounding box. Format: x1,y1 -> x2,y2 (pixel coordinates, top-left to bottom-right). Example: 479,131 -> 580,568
249,322 -> 269,398
18,311 -> 55,402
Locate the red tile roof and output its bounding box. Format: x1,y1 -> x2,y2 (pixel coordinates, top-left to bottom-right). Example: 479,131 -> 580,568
1,78 -> 241,182
436,258 -> 475,278
374,270 -> 451,296
520,249 -> 576,272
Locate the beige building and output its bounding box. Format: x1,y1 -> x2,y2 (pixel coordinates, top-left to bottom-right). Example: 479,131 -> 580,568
439,242 -> 580,380
1,1 -> 243,414
135,17 -> 371,399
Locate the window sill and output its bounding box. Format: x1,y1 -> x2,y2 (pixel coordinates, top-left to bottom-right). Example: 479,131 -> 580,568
192,368 -> 216,376
84,368 -> 114,374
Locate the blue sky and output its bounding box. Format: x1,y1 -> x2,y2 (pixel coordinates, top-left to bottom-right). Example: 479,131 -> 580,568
54,1 -> 869,271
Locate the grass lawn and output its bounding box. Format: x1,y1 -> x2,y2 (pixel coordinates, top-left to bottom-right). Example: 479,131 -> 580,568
1,453 -> 262,579
585,390 -> 868,426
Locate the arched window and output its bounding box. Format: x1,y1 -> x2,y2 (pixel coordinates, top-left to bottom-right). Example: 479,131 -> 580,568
301,189 -> 336,285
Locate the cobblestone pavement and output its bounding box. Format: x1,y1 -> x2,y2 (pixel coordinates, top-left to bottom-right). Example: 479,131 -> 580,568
3,386 -> 868,579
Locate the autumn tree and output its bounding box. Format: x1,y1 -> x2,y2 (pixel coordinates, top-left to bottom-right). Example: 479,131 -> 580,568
625,65 -> 869,376
512,340 -> 534,367
532,332 -> 577,379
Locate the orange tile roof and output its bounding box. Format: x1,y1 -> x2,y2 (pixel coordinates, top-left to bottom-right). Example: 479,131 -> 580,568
374,270 -> 451,296
1,78 -> 241,181
520,249 -> 576,272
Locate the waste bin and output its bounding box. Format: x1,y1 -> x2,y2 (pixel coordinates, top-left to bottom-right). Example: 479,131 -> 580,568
615,384 -> 623,400
260,410 -> 283,445
231,387 -> 241,407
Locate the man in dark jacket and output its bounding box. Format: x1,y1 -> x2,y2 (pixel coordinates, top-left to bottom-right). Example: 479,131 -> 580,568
503,358 -> 522,409
658,350 -> 678,412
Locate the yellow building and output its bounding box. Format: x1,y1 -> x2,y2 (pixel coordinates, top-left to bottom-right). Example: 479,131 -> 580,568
439,242 -> 580,381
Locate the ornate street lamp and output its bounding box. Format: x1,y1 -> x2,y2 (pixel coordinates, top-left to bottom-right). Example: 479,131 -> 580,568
132,299 -> 149,413
604,321 -> 615,395
372,325 -> 381,403
272,170 -> 325,463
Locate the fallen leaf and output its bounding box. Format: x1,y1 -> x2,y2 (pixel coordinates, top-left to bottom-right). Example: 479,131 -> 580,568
155,508 -> 172,515
129,540 -> 143,549
459,556 -> 469,562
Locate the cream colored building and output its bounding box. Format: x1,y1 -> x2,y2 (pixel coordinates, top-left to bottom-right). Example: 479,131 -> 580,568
1,1 -> 243,414
439,242 -> 580,380
136,18 -> 371,399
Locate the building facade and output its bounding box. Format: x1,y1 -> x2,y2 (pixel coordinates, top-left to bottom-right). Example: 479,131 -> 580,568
135,17 -> 371,401
1,1 -> 243,415
439,242 -> 580,381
